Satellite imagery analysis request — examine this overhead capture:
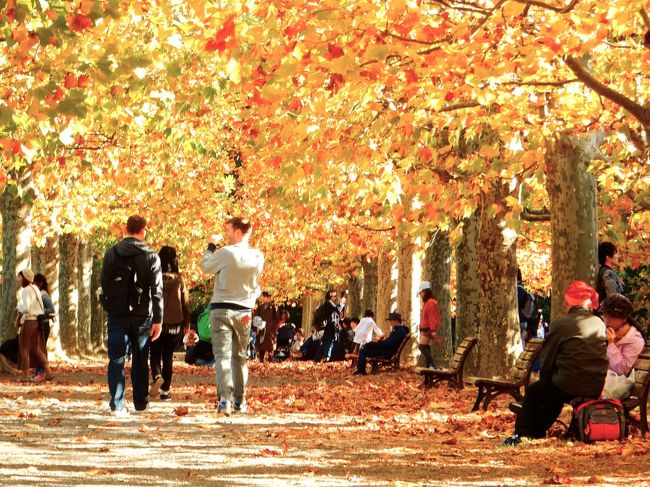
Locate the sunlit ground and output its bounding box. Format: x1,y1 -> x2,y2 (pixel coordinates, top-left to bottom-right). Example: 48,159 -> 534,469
1,359 -> 649,486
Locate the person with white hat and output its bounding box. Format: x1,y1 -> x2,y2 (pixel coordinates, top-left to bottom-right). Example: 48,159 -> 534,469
418,281 -> 442,369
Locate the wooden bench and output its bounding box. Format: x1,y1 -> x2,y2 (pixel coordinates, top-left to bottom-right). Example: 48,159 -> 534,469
417,336 -> 478,388
623,338 -> 650,435
471,338 -> 544,411
368,333 -> 412,374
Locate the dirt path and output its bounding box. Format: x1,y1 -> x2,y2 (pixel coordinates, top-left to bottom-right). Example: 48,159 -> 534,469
1,360 -> 648,486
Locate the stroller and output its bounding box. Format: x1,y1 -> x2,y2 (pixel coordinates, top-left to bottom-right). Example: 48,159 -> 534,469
273,322 -> 296,362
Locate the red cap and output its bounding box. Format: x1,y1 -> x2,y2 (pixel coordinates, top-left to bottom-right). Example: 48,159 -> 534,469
565,281 -> 599,310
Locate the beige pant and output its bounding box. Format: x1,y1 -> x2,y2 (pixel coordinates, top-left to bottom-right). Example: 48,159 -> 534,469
210,309 -> 251,403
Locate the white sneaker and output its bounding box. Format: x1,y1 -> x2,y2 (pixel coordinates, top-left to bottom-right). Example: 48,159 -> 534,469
111,408 -> 130,418
217,400 -> 232,416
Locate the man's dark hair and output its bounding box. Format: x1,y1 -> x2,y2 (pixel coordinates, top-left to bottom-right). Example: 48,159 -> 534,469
159,245 -> 179,273
363,309 -> 374,318
325,290 -> 337,301
350,317 -> 360,324
126,215 -> 147,235
261,291 -> 271,298
34,273 -> 49,293
421,288 -> 434,302
598,242 -> 617,265
226,217 -> 251,234
517,268 -> 522,283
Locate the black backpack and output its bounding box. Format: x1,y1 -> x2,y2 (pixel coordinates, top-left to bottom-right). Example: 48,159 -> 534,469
100,247 -> 144,315
312,303 -> 327,330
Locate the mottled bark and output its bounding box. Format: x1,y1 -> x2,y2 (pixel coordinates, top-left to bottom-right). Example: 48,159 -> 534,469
375,252 -> 396,336
59,233 -> 80,355
361,256 -> 378,315
77,241 -> 93,354
346,268 -> 363,320
301,292 -> 319,335
455,214 -> 481,375
545,135 -> 599,321
31,236 -> 63,355
90,255 -> 106,351
0,185 -> 32,341
397,238 -> 421,364
477,184 -> 520,377
423,230 -> 452,367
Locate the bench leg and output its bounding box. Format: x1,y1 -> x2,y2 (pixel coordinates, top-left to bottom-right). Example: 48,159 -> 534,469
472,385 -> 486,412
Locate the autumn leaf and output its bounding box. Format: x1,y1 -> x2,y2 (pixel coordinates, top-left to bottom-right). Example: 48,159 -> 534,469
325,44 -> 345,59
205,15 -> 237,52
174,406 -> 190,416
67,14 -> 93,32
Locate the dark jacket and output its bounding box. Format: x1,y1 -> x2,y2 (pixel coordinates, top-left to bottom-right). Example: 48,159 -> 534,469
100,237 -> 163,323
539,306 -> 608,398
366,324 -> 409,356
321,300 -> 340,341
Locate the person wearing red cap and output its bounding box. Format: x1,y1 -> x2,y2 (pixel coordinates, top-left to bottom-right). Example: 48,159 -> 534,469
504,281 -> 608,445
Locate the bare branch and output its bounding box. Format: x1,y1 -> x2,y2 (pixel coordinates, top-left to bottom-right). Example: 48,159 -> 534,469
500,79 -> 580,87
521,207 -> 551,221
512,0 -> 579,13
640,8 -> 650,29
564,55 -> 650,129
352,223 -> 395,232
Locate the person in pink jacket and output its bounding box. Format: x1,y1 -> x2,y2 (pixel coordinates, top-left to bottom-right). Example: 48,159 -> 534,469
600,294 -> 645,399
418,281 -> 442,369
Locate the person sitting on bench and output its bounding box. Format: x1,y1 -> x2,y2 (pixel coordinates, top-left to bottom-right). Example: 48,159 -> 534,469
600,294 -> 645,399
354,312 -> 409,376
504,281 -> 608,445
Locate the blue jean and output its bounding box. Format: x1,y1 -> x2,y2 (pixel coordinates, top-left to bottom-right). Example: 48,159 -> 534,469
321,339 -> 335,362
107,315 -> 152,411
210,309 -> 251,403
356,345 -> 389,373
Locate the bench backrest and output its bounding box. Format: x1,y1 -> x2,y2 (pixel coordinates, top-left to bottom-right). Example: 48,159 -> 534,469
631,339 -> 650,400
394,333 -> 412,363
449,336 -> 479,371
512,338 -> 544,383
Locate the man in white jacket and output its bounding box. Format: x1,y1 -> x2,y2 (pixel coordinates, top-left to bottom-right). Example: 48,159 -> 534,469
201,217 -> 264,415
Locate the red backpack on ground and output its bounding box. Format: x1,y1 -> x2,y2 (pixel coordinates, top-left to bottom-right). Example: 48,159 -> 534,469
573,398 -> 626,442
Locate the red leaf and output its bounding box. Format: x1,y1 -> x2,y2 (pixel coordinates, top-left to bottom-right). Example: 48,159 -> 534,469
64,74 -> 77,89
325,44 -> 344,59
68,14 -> 93,32
444,91 -> 454,102
418,147 -> 433,161
404,68 -> 418,83
77,74 -> 90,88
205,15 -> 237,53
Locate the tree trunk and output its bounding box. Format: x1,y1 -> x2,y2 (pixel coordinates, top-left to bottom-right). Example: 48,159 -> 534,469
477,184 -> 520,377
59,233 -> 80,355
361,256 -> 378,315
346,267 -> 363,320
455,213 -> 481,375
31,236 -> 64,356
0,185 -> 32,341
91,255 -> 106,352
301,292 -> 319,336
545,134 -> 599,321
423,230 -> 453,367
397,238 -> 421,365
375,252 -> 395,336
77,240 -> 93,355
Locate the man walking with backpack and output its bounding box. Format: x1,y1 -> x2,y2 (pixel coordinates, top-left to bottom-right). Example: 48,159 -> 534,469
100,215 -> 163,416
201,217 -> 264,415
517,269 -> 536,346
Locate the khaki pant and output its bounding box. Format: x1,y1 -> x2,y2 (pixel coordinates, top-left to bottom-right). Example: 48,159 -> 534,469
210,309 -> 251,403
